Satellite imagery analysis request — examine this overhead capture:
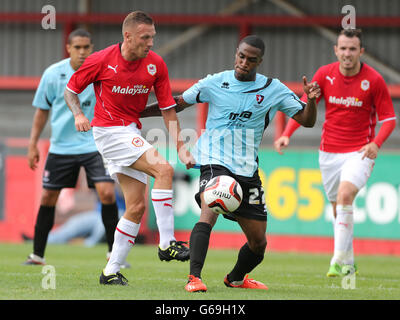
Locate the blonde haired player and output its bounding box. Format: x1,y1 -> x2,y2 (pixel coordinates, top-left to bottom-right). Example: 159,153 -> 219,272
65,11 -> 195,285
274,29 -> 396,277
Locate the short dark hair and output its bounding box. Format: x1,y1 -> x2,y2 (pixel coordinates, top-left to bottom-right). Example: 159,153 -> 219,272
239,35 -> 265,56
338,28 -> 363,48
68,28 -> 92,44
122,11 -> 154,32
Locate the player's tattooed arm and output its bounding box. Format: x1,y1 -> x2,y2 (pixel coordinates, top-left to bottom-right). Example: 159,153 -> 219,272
140,95 -> 193,118
64,89 -> 83,116
64,88 -> 91,132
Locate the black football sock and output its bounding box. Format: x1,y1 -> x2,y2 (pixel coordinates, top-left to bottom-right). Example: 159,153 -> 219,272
227,242 -> 264,282
101,202 -> 119,252
33,205 -> 56,258
189,222 -> 212,279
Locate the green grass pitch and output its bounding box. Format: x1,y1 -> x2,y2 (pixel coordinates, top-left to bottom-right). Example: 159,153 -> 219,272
0,242 -> 399,300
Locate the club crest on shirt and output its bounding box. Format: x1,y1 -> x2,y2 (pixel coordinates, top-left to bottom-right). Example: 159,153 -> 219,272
147,64 -> 157,76
256,94 -> 264,104
132,137 -> 144,147
361,79 -> 370,91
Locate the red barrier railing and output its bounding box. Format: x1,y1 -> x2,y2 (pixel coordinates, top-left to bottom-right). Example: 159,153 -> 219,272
1,13 -> 400,27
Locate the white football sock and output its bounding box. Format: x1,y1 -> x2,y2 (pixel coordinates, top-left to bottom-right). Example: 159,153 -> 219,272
343,247 -> 354,265
331,205 -> 354,265
343,219 -> 355,265
104,217 -> 140,276
151,189 -> 175,250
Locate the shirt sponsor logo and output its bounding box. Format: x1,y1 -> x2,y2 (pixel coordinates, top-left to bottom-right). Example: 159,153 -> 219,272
82,100 -> 91,107
111,84 -> 149,95
229,111 -> 252,121
329,96 -> 363,107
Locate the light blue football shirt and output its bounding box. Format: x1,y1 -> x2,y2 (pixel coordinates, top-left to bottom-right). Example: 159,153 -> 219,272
183,70 -> 305,177
32,58 -> 97,155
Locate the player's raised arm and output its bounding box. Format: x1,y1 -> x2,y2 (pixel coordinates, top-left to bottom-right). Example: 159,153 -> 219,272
64,88 -> 92,132
291,76 -> 320,127
274,76 -> 320,155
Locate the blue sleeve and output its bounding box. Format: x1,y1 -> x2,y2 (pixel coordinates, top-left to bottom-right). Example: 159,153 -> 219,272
182,74 -> 213,104
276,81 -> 306,118
32,68 -> 56,110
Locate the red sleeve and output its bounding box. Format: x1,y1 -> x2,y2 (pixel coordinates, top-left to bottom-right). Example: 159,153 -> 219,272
371,75 -> 396,147
153,58 -> 176,110
373,119 -> 396,148
373,75 -> 396,122
66,51 -> 103,94
282,118 -> 301,137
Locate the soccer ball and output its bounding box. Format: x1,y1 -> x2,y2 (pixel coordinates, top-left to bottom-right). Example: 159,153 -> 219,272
203,175 -> 243,214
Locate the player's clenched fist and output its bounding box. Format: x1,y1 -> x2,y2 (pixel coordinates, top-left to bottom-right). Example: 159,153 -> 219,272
74,113 -> 92,132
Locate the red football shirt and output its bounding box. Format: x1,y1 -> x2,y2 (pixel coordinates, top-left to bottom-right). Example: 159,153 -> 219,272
67,43 -> 176,129
300,62 -> 395,153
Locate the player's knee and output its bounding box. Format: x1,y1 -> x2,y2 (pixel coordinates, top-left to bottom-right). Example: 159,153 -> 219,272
258,238 -> 267,254
337,189 -> 354,205
97,186 -> 116,204
248,237 -> 267,256
125,199 -> 146,219
155,163 -> 174,182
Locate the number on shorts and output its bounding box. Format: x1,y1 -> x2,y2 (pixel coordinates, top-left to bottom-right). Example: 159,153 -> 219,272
249,187 -> 265,205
